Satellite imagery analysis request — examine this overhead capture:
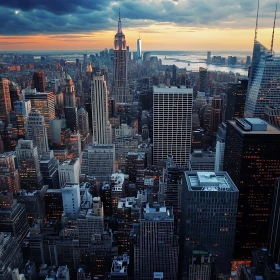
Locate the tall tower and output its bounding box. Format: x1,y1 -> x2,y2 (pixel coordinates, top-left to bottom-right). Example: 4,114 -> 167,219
112,10 -> 129,104
25,109 -> 49,155
91,73 -> 112,144
224,118 -> 280,259
25,91 -> 55,140
16,139 -> 43,191
64,75 -> 76,107
33,72 -> 45,92
244,4 -> 279,118
153,85 -> 193,168
77,107 -> 89,136
0,78 -> 12,124
137,35 -> 142,60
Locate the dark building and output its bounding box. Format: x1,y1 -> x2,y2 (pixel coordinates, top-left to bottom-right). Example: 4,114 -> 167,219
33,72 -> 45,92
44,189 -> 63,221
225,79 -> 248,121
210,95 -> 222,136
101,183 -> 112,217
264,106 -> 280,128
180,171 -> 238,277
199,67 -> 207,92
125,152 -> 146,183
39,151 -> 59,189
268,178 -> 280,264
0,192 -> 29,244
9,82 -> 20,111
64,107 -> 78,132
224,118 -> 280,259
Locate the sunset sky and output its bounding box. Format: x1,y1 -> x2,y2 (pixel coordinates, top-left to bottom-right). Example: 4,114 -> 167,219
0,0 -> 279,52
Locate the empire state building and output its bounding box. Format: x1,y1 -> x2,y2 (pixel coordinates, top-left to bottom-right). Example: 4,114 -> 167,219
112,11 -> 129,104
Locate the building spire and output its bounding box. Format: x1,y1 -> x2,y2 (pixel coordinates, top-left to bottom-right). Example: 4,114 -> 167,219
254,0 -> 260,41
118,7 -> 122,33
271,3 -> 277,54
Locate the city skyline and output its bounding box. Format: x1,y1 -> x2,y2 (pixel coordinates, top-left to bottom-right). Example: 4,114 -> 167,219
0,0 -> 279,51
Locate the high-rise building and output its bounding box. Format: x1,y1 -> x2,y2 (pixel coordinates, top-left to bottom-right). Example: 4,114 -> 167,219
64,75 -> 76,107
16,139 -> 43,191
33,72 -> 45,92
0,193 -> 29,244
159,155 -> 184,234
14,100 -> 31,137
245,39 -> 280,118
9,82 -> 20,111
39,150 -> 59,189
0,78 -> 12,124
214,123 -> 226,172
77,107 -> 89,136
112,11 -> 129,104
44,188 -> 63,221
64,107 -> 78,132
58,159 -> 80,187
91,73 -> 112,144
81,144 -> 115,183
25,109 -> 49,155
134,203 -> 179,280
189,149 -> 215,171
153,85 -> 193,168
0,152 -> 20,194
137,36 -> 142,60
224,118 -> 280,259
199,67 -> 207,92
25,90 -> 55,140
207,51 -> 211,64
68,132 -> 82,158
62,183 -> 81,220
181,171 -> 238,276
210,95 -> 222,136
225,79 -> 248,121
268,178 -> 280,264
0,232 -> 23,280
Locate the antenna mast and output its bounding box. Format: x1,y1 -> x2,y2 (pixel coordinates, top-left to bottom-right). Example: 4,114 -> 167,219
255,0 -> 260,40
271,4 -> 278,54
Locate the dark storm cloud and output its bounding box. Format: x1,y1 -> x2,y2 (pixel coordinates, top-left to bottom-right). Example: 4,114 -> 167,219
0,0 -> 277,35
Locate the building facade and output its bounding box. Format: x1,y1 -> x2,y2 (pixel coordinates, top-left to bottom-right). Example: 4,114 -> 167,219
153,86 -> 193,168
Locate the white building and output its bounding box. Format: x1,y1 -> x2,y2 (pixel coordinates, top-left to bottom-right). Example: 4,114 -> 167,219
58,159 -> 80,187
153,85 -> 193,168
91,73 -> 112,144
81,144 -> 115,182
14,100 -> 31,116
62,183 -> 81,220
25,109 -> 49,155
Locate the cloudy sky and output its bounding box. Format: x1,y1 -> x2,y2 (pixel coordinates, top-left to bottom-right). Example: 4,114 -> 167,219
0,0 -> 278,51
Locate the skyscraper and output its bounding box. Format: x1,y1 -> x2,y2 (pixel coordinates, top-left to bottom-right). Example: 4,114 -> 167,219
64,75 -> 76,107
25,90 -> 55,140
225,79 -> 248,120
33,72 -> 45,92
224,118 -> 280,259
62,183 -> 81,220
25,109 -> 49,155
112,10 -> 129,104
77,107 -> 89,136
134,204 -> 179,280
0,78 -> 12,124
244,5 -> 279,118
210,95 -> 222,135
199,67 -> 207,92
137,36 -> 142,60
153,85 -> 193,168
14,100 -> 31,137
9,81 -> 20,111
267,178 -> 280,264
16,139 -> 43,191
181,171 -> 238,276
91,73 -> 112,144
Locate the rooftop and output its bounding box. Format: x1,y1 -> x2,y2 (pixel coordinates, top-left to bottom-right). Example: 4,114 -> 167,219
153,85 -> 193,94
59,158 -> 78,166
185,171 -> 238,192
229,118 -> 280,135
142,203 -> 173,221
111,254 -> 129,274
62,183 -> 79,189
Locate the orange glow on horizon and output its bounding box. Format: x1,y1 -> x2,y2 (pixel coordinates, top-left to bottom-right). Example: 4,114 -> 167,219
0,26 -> 279,52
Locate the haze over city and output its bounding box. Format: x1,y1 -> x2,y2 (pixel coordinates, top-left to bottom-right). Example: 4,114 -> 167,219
0,0 -> 279,51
